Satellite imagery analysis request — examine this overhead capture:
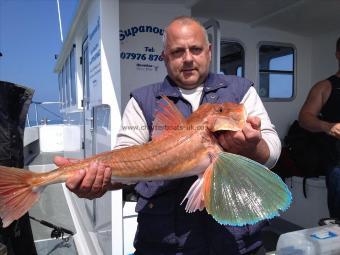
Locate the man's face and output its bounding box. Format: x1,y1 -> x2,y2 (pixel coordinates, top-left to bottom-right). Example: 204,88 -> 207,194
162,21 -> 211,89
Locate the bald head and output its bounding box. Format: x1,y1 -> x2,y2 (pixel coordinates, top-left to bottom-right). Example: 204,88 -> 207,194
163,16 -> 209,50
161,16 -> 212,89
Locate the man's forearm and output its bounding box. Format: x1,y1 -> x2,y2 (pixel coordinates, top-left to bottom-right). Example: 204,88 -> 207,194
299,113 -> 332,134
243,138 -> 270,165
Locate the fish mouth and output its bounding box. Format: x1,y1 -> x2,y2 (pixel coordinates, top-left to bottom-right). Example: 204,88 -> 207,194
210,117 -> 244,132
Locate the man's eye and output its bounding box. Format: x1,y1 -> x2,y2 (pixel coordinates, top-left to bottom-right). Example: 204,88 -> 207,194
190,47 -> 202,55
171,49 -> 184,58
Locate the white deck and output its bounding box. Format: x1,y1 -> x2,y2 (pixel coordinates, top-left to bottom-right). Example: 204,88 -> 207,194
28,157 -> 78,255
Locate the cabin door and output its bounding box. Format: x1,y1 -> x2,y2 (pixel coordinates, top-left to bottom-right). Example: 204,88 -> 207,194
82,38 -> 94,158
203,19 -> 221,73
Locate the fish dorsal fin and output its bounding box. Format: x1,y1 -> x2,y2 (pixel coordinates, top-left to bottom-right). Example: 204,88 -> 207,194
203,152 -> 292,226
152,96 -> 186,140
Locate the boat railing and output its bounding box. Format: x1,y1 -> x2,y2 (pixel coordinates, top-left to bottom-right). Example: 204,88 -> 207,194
26,101 -> 63,127
24,101 -> 64,165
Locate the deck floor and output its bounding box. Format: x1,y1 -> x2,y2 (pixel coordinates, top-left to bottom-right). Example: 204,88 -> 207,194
28,152 -> 78,255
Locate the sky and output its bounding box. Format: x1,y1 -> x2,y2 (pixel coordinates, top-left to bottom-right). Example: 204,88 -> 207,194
0,0 -> 78,104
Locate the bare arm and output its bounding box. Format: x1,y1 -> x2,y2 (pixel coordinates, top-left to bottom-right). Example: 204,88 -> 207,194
298,80 -> 340,139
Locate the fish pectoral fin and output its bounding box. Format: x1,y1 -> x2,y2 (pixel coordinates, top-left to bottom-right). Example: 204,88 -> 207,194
181,168 -> 212,213
204,152 -> 292,226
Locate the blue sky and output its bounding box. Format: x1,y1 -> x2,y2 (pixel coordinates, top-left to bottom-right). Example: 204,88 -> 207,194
0,0 -> 78,104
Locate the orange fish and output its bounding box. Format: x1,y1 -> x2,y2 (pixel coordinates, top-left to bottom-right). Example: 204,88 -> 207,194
0,96 -> 291,228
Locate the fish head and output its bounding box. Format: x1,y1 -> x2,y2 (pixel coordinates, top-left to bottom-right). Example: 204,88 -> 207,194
207,102 -> 246,132
188,102 -> 246,132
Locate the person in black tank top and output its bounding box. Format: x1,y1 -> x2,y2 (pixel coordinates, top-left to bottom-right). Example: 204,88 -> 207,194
299,37 -> 340,218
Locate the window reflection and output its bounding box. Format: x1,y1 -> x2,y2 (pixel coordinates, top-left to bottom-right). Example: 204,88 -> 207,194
259,44 -> 295,100
220,41 -> 244,77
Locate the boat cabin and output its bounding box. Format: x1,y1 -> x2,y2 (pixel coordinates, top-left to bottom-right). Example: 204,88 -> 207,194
43,0 -> 340,254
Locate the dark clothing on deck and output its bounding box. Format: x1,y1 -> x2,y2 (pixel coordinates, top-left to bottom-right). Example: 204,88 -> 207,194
0,81 -> 37,255
323,75 -> 340,218
321,75 -> 340,123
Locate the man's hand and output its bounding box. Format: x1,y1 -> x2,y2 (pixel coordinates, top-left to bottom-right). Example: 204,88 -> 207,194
215,116 -> 269,164
328,123 -> 340,139
53,156 -> 113,199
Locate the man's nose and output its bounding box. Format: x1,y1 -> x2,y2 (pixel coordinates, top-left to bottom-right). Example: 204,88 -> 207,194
183,49 -> 193,62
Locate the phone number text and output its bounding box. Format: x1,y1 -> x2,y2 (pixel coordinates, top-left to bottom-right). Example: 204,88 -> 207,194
120,52 -> 163,61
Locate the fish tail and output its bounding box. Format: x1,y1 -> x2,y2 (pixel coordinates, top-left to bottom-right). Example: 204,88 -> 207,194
204,152 -> 292,226
0,165 -> 44,227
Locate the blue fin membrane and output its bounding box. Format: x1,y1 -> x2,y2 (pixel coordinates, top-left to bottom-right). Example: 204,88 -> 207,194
205,152 -> 292,226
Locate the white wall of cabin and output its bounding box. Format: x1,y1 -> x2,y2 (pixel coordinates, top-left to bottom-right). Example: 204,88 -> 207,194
119,3 -> 190,110
212,19 -> 313,139
311,32 -> 340,85
100,0 -> 122,149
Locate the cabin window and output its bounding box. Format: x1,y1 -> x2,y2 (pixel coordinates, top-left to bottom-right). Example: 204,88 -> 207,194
220,41 -> 244,77
70,46 -> 77,106
82,38 -> 90,110
62,66 -> 67,108
65,58 -> 71,108
58,72 -> 64,110
58,47 -> 78,111
258,43 -> 295,101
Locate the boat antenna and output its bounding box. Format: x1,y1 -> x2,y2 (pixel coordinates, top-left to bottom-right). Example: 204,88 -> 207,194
56,0 -> 64,42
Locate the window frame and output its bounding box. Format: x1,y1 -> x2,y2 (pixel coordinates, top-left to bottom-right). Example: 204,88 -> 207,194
57,45 -> 80,112
220,39 -> 245,77
257,41 -> 296,102
58,72 -> 64,111
69,45 -> 77,107
61,65 -> 67,109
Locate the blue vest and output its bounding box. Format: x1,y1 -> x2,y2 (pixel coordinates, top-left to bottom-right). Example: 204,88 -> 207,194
131,73 -> 265,255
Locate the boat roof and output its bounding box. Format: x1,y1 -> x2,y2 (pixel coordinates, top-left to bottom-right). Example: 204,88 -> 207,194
55,0 -> 340,71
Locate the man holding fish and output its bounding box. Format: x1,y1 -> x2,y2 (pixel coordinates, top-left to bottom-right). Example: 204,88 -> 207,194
56,17 -> 282,255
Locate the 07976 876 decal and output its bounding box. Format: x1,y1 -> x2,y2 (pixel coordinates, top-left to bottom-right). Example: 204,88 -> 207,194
120,52 -> 163,61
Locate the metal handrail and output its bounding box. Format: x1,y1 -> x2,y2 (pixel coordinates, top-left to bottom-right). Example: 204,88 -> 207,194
26,101 -> 63,127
